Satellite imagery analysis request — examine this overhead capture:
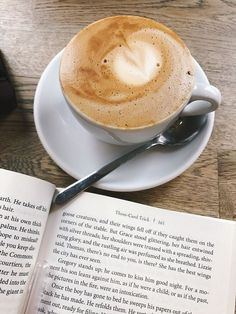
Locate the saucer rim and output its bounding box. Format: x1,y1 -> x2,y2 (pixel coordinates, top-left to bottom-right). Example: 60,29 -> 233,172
34,51 -> 215,192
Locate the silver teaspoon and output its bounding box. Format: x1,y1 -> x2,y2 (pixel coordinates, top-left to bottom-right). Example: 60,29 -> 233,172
54,115 -> 207,205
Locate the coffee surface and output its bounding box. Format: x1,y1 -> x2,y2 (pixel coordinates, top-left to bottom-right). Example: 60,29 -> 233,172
60,16 -> 194,128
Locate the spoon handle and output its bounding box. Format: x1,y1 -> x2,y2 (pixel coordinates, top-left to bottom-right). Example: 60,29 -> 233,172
54,139 -> 158,205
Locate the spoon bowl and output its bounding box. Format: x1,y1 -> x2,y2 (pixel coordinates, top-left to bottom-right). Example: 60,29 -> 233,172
155,114 -> 207,146
54,115 -> 208,205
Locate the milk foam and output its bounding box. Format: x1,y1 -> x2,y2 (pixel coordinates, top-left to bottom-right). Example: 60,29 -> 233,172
60,16 -> 195,128
112,39 -> 161,86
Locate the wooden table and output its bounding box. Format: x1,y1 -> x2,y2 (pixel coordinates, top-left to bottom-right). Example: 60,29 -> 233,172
0,0 -> 236,221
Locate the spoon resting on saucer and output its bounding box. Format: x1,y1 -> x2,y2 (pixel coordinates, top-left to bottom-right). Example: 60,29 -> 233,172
54,115 -> 207,205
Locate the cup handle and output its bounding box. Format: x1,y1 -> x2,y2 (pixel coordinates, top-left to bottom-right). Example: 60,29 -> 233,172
181,83 -> 221,116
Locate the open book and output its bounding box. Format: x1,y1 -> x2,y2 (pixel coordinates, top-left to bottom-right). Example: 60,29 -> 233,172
0,168 -> 235,314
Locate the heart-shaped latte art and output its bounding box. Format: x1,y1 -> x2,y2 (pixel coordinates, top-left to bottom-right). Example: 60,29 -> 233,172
112,40 -> 162,86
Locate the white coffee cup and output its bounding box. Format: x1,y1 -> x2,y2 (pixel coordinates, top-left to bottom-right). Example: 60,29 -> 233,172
60,16 -> 221,145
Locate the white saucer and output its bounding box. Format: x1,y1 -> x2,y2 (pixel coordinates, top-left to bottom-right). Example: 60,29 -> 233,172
34,51 -> 214,192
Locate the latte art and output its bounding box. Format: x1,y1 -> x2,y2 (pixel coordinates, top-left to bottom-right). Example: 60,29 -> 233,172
110,39 -> 161,86
60,16 -> 194,128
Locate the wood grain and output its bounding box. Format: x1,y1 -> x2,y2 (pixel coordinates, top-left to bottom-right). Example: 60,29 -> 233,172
0,0 -> 236,218
218,150 -> 236,219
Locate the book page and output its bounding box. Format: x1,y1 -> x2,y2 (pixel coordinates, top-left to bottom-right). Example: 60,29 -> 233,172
31,192 -> 236,314
0,169 -> 55,314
